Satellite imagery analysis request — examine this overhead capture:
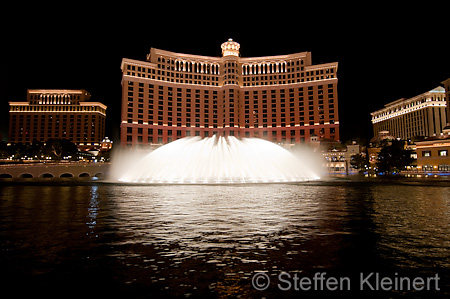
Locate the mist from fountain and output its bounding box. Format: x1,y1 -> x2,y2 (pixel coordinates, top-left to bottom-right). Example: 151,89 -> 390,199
115,135 -> 320,184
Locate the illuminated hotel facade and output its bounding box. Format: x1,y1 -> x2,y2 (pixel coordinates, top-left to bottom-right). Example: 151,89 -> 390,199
371,87 -> 447,140
120,39 -> 339,146
9,89 -> 107,145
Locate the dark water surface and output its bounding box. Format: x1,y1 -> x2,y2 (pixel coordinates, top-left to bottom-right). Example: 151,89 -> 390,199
1,179 -> 450,298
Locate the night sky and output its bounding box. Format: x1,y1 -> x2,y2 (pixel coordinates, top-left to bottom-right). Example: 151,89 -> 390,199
2,5 -> 449,143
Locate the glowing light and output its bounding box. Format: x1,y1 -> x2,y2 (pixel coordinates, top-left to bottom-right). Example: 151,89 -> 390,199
117,136 -> 319,184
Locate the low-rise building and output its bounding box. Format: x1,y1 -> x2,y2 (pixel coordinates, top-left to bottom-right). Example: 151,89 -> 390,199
323,149 -> 348,174
415,135 -> 450,173
321,141 -> 362,174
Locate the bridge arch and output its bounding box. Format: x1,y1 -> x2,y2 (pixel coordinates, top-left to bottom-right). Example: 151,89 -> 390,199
60,173 -> 74,178
40,173 -> 54,178
19,173 -> 33,178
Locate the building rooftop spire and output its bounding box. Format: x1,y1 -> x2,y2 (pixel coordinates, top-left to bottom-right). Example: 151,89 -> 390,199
221,38 -> 240,57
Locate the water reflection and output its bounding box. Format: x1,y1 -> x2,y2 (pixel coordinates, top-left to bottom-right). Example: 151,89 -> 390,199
371,185 -> 450,269
110,184 -> 328,249
1,181 -> 450,298
86,185 -> 100,237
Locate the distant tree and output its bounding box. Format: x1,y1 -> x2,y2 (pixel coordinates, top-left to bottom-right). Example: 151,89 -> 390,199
43,139 -> 78,161
0,141 -> 9,159
350,152 -> 369,173
97,150 -> 111,162
376,140 -> 415,174
24,140 -> 44,159
12,142 -> 26,160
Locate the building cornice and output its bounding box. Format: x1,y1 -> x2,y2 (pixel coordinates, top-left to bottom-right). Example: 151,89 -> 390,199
239,52 -> 311,63
148,48 -> 318,65
79,102 -> 108,110
28,89 -> 88,94
150,48 -> 223,62
121,58 -> 156,70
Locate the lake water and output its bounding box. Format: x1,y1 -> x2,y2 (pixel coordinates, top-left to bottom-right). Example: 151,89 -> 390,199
1,178 -> 450,298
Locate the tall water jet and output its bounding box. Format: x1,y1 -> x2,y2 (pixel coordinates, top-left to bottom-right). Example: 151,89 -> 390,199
118,135 -> 319,184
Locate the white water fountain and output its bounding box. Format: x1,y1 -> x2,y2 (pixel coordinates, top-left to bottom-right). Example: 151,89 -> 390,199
117,135 -> 320,184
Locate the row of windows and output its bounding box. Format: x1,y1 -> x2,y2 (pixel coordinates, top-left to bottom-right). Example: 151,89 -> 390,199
158,57 -> 306,75
242,75 -> 336,86
127,127 -> 335,136
126,99 -> 335,114
126,130 -> 337,144
127,81 -> 334,96
127,135 -> 338,145
324,156 -> 346,162
422,164 -> 450,172
11,135 -> 100,143
157,56 -> 221,75
11,114 -> 103,123
373,95 -> 445,119
11,127 -> 102,139
10,105 -> 105,114
242,66 -> 334,76
126,72 -> 220,86
243,71 -> 334,81
29,94 -> 82,100
128,107 -> 335,117
422,150 -> 448,157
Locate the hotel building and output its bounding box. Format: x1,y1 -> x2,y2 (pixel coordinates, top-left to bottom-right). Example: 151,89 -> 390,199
120,39 -> 339,146
371,87 -> 447,140
442,77 -> 450,126
9,89 -> 107,146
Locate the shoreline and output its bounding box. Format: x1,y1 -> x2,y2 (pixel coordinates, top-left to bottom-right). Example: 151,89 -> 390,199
1,174 -> 450,187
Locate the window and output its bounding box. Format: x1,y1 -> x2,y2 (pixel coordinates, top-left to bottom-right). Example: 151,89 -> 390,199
439,164 -> 450,172
439,150 -> 448,157
422,151 -> 431,157
422,165 -> 433,171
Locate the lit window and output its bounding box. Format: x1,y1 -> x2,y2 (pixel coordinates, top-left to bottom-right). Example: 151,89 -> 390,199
439,150 -> 448,157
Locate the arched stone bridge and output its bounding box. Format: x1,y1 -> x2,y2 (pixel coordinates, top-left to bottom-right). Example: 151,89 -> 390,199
0,163 -> 110,179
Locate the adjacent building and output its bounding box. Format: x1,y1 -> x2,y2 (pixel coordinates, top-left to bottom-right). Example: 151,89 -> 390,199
371,87 -> 447,140
415,135 -> 450,173
442,78 -> 450,129
120,39 -> 339,146
9,89 -> 107,146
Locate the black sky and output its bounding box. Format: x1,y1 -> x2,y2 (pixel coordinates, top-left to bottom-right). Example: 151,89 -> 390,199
2,4 -> 449,143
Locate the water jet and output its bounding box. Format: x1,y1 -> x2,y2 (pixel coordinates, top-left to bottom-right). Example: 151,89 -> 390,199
117,135 -> 319,184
